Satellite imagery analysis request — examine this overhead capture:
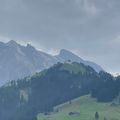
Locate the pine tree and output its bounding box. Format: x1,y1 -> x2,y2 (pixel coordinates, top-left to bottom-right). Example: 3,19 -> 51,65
95,112 -> 99,120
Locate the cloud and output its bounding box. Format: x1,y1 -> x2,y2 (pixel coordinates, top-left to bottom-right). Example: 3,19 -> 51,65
111,35 -> 120,45
75,0 -> 100,16
0,0 -> 120,73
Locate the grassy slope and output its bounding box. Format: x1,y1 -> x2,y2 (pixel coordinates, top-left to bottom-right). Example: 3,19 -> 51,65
37,95 -> 120,120
60,63 -> 86,74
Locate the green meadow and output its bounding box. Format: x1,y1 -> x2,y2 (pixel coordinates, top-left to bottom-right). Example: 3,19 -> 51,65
37,95 -> 120,120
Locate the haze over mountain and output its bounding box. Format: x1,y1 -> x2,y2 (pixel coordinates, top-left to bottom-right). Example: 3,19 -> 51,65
0,40 -> 103,85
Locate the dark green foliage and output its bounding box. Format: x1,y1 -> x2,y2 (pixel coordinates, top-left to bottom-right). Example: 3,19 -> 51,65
95,112 -> 99,120
0,62 -> 120,120
91,72 -> 120,102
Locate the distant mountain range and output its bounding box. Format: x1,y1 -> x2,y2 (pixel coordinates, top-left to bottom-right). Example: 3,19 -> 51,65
0,40 -> 103,85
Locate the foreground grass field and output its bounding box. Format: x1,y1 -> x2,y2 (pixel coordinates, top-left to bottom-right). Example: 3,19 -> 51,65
37,95 -> 120,120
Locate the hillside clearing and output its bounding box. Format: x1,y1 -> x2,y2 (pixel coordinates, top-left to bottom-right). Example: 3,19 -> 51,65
37,95 -> 120,120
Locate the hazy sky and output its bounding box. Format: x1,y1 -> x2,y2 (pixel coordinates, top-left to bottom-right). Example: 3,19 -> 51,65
0,0 -> 120,74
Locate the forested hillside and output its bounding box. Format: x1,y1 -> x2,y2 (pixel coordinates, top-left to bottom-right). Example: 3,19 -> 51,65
0,62 -> 119,120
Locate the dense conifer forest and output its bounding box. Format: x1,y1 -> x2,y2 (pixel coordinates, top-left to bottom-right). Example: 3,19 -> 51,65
0,62 -> 120,120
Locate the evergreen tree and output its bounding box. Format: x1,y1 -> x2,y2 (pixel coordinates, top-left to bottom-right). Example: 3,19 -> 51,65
95,112 -> 99,120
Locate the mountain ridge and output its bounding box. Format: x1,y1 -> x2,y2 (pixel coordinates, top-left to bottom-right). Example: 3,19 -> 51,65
0,40 -> 103,85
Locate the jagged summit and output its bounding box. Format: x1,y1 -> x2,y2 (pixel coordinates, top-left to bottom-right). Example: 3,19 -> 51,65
60,49 -> 72,55
7,40 -> 18,45
59,49 -> 83,62
7,40 -> 16,43
57,49 -> 103,72
26,43 -> 36,51
6,40 -> 22,49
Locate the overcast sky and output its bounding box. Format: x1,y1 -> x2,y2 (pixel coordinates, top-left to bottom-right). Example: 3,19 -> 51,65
0,0 -> 120,74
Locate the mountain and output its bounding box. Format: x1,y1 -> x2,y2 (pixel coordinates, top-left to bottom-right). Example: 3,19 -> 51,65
56,49 -> 103,72
0,62 -> 119,120
0,40 -> 58,84
0,40 -> 103,85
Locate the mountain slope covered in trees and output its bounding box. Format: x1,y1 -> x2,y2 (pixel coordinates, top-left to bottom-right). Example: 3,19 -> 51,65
0,62 -> 119,120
